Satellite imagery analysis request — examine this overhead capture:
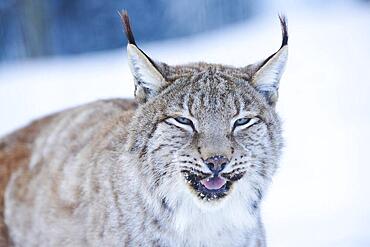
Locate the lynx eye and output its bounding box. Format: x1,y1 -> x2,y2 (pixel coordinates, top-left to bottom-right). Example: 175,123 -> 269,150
165,116 -> 197,132
233,117 -> 259,131
234,118 -> 251,126
174,116 -> 193,125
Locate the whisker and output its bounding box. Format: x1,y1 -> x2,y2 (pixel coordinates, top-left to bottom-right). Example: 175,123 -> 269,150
180,166 -> 210,176
224,167 -> 247,175
177,160 -> 202,168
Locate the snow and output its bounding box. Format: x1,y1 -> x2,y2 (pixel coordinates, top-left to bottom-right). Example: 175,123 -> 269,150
1,1 -> 369,246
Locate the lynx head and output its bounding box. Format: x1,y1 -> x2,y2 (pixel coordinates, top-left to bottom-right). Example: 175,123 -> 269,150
120,11 -> 287,210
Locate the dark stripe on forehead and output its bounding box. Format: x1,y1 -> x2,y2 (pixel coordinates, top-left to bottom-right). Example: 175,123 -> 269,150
188,90 -> 205,113
185,70 -> 250,115
199,92 -> 205,109
184,93 -> 195,117
233,97 -> 241,118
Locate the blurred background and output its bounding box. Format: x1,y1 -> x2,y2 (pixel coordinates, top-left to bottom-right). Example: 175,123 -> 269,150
0,0 -> 258,60
0,0 -> 370,246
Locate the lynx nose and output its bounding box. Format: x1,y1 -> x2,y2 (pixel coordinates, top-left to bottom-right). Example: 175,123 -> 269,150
204,155 -> 229,176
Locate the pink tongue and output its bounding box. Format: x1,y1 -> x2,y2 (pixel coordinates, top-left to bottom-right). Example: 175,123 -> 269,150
201,177 -> 226,190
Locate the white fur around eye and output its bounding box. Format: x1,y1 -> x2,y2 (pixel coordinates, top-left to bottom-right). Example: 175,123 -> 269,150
165,118 -> 195,132
233,117 -> 259,132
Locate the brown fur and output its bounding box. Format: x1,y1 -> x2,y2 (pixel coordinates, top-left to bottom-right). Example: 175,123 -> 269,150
0,99 -> 137,246
0,115 -> 55,246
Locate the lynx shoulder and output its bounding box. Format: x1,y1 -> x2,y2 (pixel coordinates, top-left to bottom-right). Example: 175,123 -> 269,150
0,12 -> 288,247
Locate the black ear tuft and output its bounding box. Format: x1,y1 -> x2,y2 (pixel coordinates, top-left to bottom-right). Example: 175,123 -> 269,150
119,10 -> 137,46
119,10 -> 158,68
245,15 -> 289,106
278,15 -> 288,48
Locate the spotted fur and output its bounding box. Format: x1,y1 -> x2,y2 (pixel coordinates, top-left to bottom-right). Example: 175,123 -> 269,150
1,13 -> 288,247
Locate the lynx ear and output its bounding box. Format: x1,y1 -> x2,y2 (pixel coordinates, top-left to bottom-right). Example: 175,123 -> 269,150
126,44 -> 167,102
247,15 -> 288,106
119,10 -> 167,103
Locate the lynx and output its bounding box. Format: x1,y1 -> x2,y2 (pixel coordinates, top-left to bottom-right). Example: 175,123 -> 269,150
0,11 -> 288,247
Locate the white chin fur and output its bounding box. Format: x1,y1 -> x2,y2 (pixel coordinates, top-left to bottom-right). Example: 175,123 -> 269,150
166,178 -> 258,246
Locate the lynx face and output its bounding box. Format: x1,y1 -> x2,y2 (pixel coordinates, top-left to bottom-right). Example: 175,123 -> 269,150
121,12 -> 287,207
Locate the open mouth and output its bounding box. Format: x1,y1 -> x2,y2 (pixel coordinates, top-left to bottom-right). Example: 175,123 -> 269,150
182,171 -> 244,201
198,176 -> 231,200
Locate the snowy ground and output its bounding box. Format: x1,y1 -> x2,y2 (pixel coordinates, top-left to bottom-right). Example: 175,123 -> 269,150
1,1 -> 370,246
